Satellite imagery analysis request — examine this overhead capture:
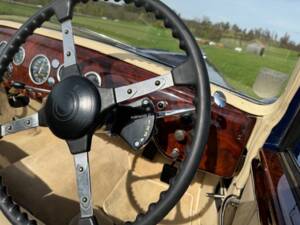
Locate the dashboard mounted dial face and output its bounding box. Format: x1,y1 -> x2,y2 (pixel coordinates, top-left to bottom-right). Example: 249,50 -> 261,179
13,47 -> 25,66
29,54 -> 51,85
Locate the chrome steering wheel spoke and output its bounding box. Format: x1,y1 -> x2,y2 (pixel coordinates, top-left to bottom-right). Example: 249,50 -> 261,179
60,19 -> 81,80
73,152 -> 94,218
67,136 -> 98,225
113,72 -> 174,104
0,109 -> 46,137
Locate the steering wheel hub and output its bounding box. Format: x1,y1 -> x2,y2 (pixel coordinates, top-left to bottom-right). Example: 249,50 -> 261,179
53,91 -> 77,121
45,76 -> 101,140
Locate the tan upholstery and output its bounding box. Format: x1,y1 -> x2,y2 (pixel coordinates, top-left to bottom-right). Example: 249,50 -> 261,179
0,92 -> 220,225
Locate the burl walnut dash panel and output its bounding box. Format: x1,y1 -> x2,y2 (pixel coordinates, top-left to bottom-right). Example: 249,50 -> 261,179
153,92 -> 256,178
0,25 -> 256,177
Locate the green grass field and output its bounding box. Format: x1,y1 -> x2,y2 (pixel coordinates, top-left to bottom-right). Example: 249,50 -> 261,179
0,0 -> 299,100
203,45 -> 299,97
0,1 -> 179,51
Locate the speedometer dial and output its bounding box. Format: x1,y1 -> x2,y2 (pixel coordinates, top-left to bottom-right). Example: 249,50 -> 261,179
29,55 -> 51,85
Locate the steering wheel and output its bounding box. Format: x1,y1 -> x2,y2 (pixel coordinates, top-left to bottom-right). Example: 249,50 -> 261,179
0,0 -> 211,224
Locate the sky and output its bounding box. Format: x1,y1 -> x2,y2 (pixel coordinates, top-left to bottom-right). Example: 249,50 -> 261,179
161,0 -> 300,43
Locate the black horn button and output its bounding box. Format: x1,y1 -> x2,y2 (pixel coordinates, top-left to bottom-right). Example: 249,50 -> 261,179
45,76 -> 101,140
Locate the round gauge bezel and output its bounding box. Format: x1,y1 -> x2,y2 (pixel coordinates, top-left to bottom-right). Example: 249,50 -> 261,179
84,71 -> 102,86
0,40 -> 7,52
0,40 -> 7,46
29,54 -> 51,85
0,41 -> 14,76
56,64 -> 64,82
13,46 -> 26,66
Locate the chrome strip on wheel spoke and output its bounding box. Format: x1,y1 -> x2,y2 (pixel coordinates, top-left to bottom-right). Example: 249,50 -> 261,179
114,72 -> 174,103
0,113 -> 39,137
61,19 -> 77,67
73,152 -> 94,218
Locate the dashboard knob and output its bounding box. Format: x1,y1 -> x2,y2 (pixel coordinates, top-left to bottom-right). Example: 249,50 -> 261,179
47,77 -> 55,86
171,148 -> 180,159
174,129 -> 186,142
213,91 -> 227,108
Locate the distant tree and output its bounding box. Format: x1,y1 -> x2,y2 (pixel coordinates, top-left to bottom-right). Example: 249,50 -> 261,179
232,24 -> 241,33
9,0 -> 300,52
280,33 -> 291,48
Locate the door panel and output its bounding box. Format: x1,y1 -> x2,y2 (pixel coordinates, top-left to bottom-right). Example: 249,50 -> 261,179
252,149 -> 300,225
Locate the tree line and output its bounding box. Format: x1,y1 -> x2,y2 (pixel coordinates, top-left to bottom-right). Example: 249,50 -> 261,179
185,17 -> 300,51
10,0 -> 300,52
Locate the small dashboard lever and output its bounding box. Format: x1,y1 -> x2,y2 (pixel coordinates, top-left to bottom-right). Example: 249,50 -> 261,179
11,81 -> 25,89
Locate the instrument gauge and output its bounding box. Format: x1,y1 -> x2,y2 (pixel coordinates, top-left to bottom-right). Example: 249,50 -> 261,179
29,55 -> 51,85
84,71 -> 102,86
0,41 -> 14,75
13,47 -> 25,65
0,41 -> 7,54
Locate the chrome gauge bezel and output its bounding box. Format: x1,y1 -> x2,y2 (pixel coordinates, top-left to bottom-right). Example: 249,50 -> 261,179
29,54 -> 51,85
0,40 -> 7,51
84,71 -> 102,87
56,64 -> 64,82
0,41 -> 14,76
13,46 -> 26,66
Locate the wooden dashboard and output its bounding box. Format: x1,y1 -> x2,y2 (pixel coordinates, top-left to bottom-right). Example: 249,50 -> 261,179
0,25 -> 256,178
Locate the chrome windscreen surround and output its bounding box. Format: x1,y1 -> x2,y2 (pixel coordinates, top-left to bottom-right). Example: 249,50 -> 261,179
29,54 -> 51,85
84,71 -> 102,86
13,46 -> 26,66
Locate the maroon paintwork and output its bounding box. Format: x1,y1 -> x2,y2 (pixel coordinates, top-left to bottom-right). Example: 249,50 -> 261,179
253,150 -> 300,225
0,25 -> 256,177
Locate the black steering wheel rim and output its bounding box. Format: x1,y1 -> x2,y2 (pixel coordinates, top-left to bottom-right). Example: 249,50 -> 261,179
0,1 -> 211,225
